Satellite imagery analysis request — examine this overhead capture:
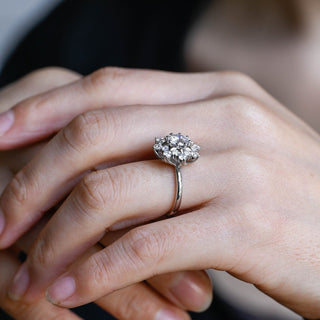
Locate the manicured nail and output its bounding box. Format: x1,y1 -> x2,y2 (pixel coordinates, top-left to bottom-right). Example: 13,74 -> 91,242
154,309 -> 186,320
46,276 -> 75,305
8,264 -> 30,301
0,110 -> 14,136
0,208 -> 5,236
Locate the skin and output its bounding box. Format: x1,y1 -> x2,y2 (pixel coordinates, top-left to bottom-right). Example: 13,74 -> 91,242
0,68 -> 319,319
0,68 -> 212,320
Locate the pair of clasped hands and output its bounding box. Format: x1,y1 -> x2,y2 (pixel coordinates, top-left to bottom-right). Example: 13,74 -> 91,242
0,67 -> 320,320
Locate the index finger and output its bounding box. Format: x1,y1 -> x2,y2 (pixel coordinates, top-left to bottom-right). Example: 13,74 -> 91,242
0,68 -> 276,149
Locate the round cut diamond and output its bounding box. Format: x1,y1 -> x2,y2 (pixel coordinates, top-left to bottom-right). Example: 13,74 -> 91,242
184,147 -> 192,156
154,143 -> 162,150
191,152 -> 199,159
180,134 -> 189,144
177,142 -> 185,148
169,134 -> 179,146
171,147 -> 180,156
153,133 -> 200,166
191,144 -> 200,152
179,153 -> 188,161
163,150 -> 171,158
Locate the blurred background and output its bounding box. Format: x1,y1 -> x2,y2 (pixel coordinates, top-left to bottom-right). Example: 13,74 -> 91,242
0,0 -> 61,72
0,1 -> 311,319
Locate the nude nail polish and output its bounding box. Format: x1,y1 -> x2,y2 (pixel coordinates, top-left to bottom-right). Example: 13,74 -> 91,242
46,276 -> 76,305
0,110 -> 14,136
8,264 -> 30,301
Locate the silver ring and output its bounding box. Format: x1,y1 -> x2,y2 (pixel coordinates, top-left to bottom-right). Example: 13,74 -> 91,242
153,133 -> 200,216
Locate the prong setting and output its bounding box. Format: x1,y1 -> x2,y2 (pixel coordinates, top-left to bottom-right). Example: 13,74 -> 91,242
153,133 -> 200,167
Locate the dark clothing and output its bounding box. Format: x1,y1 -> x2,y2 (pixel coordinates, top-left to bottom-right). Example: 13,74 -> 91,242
0,0 -> 209,85
0,1 -> 300,319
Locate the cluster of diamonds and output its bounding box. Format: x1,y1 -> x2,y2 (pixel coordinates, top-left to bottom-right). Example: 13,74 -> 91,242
153,133 -> 200,166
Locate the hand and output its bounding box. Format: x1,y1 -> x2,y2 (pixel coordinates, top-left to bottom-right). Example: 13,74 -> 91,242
0,251 -> 82,320
0,69 -> 212,319
0,66 -> 85,320
1,68 -> 318,318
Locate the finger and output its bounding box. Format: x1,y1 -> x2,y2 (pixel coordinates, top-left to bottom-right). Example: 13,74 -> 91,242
12,214 -> 213,314
10,155 -> 217,302
0,68 -> 280,149
71,247 -> 192,320
0,251 -> 81,320
147,271 -> 213,313
11,234 -> 195,320
46,208 -> 235,308
0,94 -> 250,249
12,223 -> 197,320
0,67 -> 80,113
95,281 -> 191,320
0,99 -> 211,248
100,230 -> 213,313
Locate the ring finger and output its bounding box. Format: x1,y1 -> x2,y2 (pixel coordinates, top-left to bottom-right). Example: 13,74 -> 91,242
0,98 -> 238,248
9,148 -> 224,303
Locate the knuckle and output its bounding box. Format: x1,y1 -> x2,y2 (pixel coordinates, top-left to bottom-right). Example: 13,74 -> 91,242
125,227 -> 169,267
116,289 -> 152,320
73,167 -> 125,217
77,171 -> 112,211
4,170 -> 30,208
28,234 -> 57,269
220,94 -> 261,117
14,95 -> 43,118
83,67 -> 128,92
101,169 -> 124,204
218,94 -> 276,137
90,252 -> 112,287
117,291 -> 142,320
60,111 -> 112,152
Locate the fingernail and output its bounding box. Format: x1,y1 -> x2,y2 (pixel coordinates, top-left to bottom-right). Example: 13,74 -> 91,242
0,110 -> 14,136
169,271 -> 212,312
0,208 -> 5,236
154,309 -> 186,320
8,264 -> 30,301
46,276 -> 75,305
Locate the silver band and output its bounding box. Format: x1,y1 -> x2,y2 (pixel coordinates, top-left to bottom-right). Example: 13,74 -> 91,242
153,133 -> 200,216
169,165 -> 182,216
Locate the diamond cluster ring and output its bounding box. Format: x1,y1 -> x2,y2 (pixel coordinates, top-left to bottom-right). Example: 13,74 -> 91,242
153,133 -> 200,216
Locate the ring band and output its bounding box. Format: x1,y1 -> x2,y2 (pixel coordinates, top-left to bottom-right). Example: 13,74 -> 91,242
153,133 -> 200,216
